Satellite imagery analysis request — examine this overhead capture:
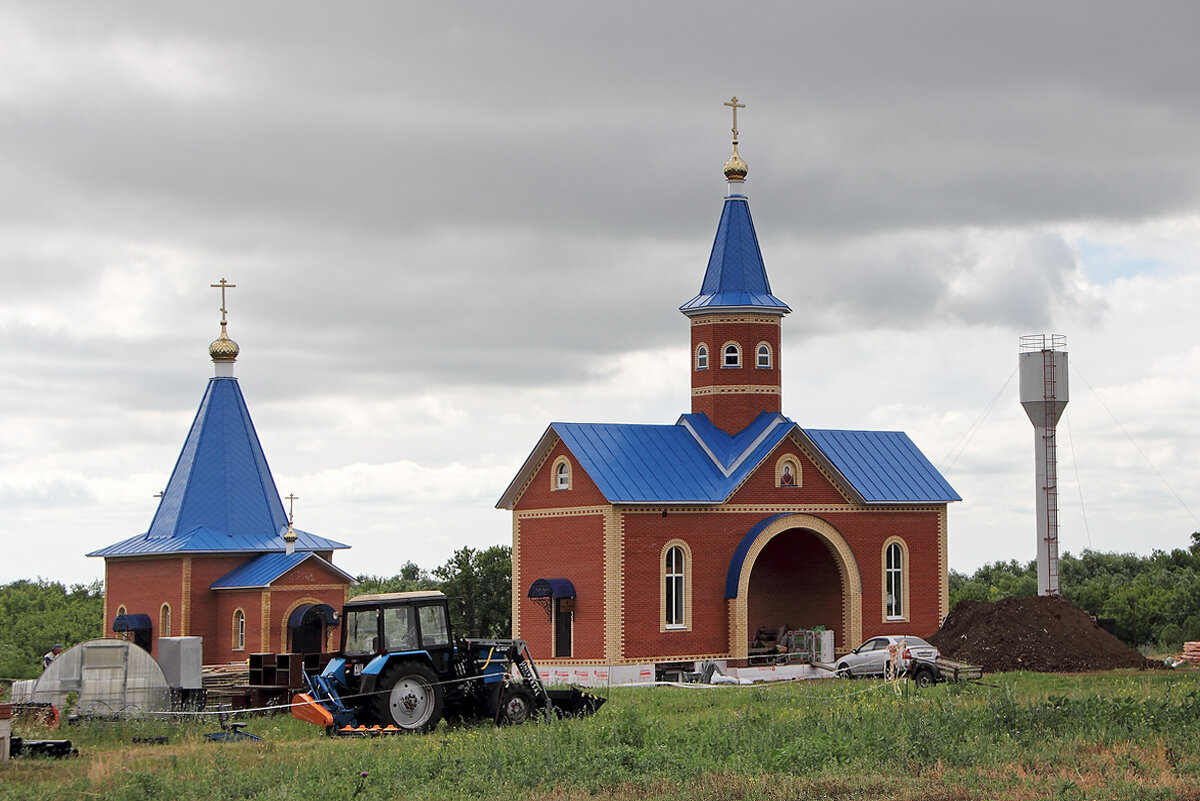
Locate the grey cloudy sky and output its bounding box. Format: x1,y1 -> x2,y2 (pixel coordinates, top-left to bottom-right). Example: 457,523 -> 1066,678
2,1 -> 1198,585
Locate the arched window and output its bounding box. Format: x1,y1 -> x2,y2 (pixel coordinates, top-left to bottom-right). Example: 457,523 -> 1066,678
756,343 -> 772,368
233,609 -> 246,651
662,542 -> 691,630
553,457 -> 570,491
884,540 -> 905,620
696,344 -> 709,370
116,605 -> 127,617
160,603 -> 172,637
723,343 -> 741,368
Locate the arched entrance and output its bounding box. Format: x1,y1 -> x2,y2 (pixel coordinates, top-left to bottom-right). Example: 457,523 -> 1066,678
725,514 -> 862,659
287,603 -> 338,654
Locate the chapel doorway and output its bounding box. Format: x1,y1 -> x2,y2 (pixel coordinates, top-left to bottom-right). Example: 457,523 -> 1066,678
288,603 -> 337,654
746,528 -> 846,650
554,598 -> 573,658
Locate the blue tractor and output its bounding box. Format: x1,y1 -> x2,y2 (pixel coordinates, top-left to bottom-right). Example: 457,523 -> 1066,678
292,591 -> 603,733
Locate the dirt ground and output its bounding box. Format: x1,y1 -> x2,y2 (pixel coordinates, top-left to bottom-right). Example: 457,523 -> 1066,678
928,595 -> 1154,672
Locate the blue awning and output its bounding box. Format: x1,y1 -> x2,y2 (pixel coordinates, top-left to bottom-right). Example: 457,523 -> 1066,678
527,578 -> 576,600
287,603 -> 338,629
113,613 -> 153,632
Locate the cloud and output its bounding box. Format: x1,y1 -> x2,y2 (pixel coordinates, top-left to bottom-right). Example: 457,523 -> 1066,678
2,2 -> 1200,583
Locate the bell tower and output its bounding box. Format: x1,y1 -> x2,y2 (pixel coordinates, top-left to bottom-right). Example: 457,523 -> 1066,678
680,98 -> 791,435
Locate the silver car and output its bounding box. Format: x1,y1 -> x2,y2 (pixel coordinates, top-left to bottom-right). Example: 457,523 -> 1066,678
835,635 -> 939,678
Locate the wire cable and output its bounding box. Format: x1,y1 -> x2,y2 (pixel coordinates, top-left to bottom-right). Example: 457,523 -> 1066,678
939,365 -> 1018,474
1072,362 -> 1199,527
1062,410 -> 1092,547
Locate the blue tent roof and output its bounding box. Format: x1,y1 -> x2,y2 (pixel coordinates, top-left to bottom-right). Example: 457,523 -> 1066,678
210,551 -> 355,590
497,413 -> 958,508
679,195 -> 790,314
89,376 -> 348,558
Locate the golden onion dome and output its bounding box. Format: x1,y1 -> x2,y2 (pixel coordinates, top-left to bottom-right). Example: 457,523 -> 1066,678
209,322 -> 240,362
723,146 -> 748,180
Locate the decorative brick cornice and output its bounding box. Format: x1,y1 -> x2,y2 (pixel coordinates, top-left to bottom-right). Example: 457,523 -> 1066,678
691,314 -> 780,326
515,506 -> 609,520
691,385 -> 781,397
619,503 -> 941,516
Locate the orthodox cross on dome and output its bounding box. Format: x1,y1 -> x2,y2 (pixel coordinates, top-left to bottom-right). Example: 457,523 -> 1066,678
208,278 -> 241,367
724,96 -> 745,145
722,97 -> 748,181
210,278 -> 237,324
284,492 -> 299,551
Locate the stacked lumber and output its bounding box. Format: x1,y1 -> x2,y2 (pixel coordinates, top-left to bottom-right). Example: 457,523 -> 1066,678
202,663 -> 250,697
1181,642 -> 1200,664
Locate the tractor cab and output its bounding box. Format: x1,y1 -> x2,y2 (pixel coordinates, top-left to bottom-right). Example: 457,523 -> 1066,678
340,591 -> 456,676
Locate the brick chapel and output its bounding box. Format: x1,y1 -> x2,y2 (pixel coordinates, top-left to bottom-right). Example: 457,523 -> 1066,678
498,101 -> 960,671
89,286 -> 354,663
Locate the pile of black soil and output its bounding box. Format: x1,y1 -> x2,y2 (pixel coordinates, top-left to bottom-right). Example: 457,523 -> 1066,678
928,595 -> 1154,673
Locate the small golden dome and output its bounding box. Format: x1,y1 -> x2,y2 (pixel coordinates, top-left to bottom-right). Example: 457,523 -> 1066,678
209,322 -> 240,362
723,146 -> 748,180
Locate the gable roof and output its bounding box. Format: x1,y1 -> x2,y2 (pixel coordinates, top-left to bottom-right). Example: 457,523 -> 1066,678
89,376 -> 347,558
799,429 -> 962,504
496,413 -> 959,509
679,194 -> 790,314
209,551 -> 356,590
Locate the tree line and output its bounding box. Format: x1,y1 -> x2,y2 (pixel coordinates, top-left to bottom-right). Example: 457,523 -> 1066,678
950,532 -> 1200,651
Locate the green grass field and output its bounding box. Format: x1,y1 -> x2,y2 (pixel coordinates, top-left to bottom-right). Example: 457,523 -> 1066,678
4,670 -> 1200,800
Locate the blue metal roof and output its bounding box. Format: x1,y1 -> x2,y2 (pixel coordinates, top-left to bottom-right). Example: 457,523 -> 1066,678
498,414 -> 958,508
803,429 -> 961,503
680,195 -> 790,314
550,412 -> 793,504
89,376 -> 348,558
210,551 -> 354,590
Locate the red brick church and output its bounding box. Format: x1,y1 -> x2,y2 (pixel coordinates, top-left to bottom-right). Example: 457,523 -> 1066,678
498,102 -> 959,675
89,287 -> 354,663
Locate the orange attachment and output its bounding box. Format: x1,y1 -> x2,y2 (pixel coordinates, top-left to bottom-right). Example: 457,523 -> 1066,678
290,693 -> 334,728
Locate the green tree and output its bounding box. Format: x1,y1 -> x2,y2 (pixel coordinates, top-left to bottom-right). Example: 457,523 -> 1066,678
433,545 -> 512,638
352,561 -> 437,597
0,579 -> 104,681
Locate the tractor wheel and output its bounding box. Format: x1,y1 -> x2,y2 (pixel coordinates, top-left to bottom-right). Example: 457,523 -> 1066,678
496,686 -> 537,725
836,663 -> 852,679
913,668 -> 935,689
372,662 -> 443,732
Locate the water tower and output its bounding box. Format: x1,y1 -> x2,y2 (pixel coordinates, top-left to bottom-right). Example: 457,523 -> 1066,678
1019,334 -> 1068,596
